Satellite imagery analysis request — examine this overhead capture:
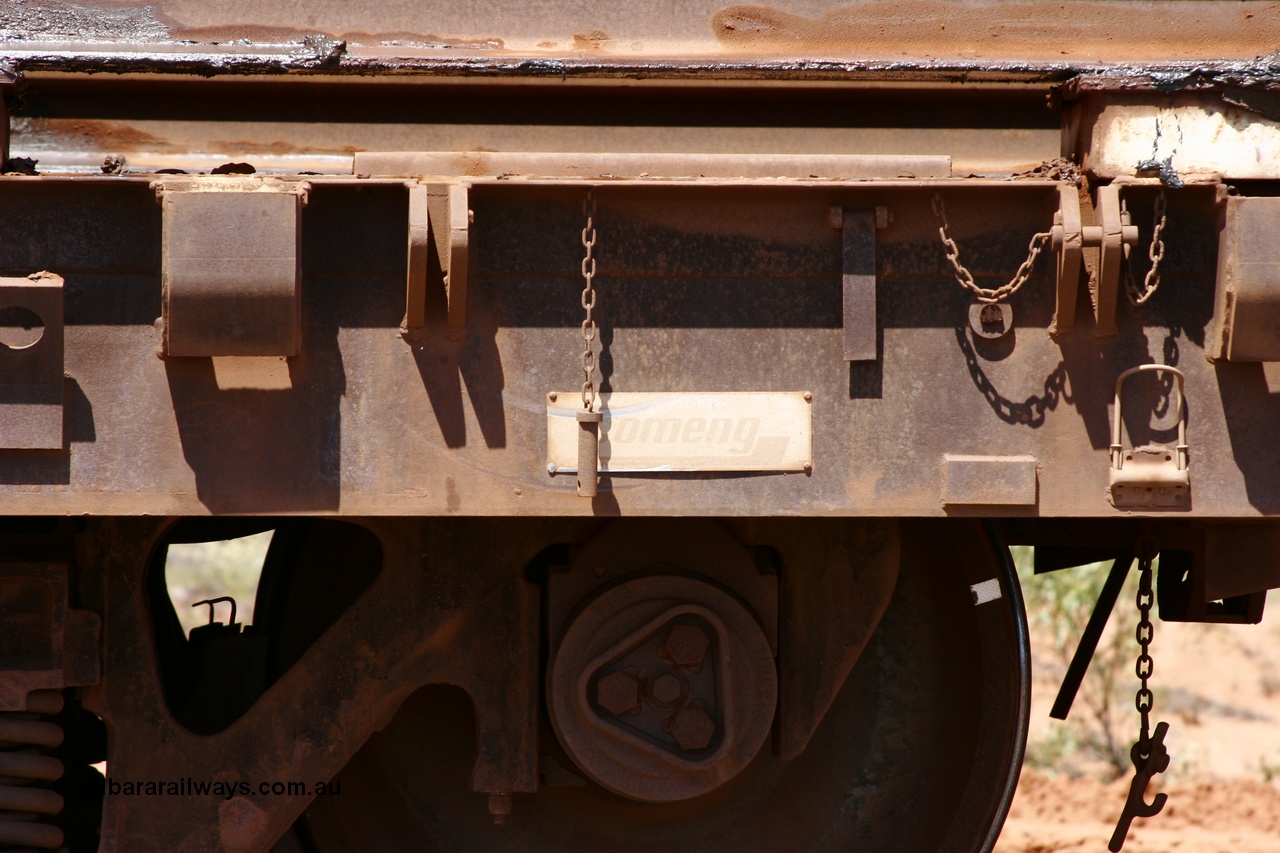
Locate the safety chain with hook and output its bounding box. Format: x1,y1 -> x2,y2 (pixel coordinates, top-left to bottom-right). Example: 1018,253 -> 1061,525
580,190 -> 598,411
1124,191 -> 1168,306
1108,548 -> 1171,851
932,192 -> 1051,304
1133,554 -> 1156,754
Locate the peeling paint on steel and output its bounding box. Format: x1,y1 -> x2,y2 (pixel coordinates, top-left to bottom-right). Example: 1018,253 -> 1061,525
1087,100 -> 1280,182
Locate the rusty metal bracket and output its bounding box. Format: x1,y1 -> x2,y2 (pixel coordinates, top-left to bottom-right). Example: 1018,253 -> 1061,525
157,178 -> 308,357
429,182 -> 471,334
1092,184 -> 1141,335
0,273 -> 65,450
835,208 -> 878,362
1210,195 -> 1280,361
87,518 -> 540,853
774,519 -> 899,759
0,563 -> 100,711
403,182 -> 430,335
1051,184 -> 1139,335
1109,365 -> 1189,509
1050,185 -> 1084,334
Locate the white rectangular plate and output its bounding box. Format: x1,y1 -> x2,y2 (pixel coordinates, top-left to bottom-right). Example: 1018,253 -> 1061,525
546,391 -> 811,473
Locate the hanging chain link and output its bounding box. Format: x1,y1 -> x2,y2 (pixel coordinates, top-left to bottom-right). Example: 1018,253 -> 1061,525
1124,191 -> 1168,306
1111,547 -> 1170,851
932,192 -> 1051,304
579,190 -> 598,411
1133,554 -> 1156,755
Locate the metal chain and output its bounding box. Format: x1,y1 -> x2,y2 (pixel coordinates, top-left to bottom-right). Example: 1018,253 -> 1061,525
579,190 -> 598,411
932,193 -> 1051,304
1124,191 -> 1168,306
1133,555 -> 1156,755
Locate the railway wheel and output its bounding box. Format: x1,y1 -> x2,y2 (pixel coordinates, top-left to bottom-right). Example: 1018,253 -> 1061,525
289,519 -> 1028,852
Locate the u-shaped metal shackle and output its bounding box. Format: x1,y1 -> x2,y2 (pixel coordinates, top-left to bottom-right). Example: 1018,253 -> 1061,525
1110,364 -> 1187,471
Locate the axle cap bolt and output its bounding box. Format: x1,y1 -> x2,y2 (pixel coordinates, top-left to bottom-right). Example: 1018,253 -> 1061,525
597,670 -> 641,715
664,624 -> 710,668
669,707 -> 716,751
650,673 -> 684,706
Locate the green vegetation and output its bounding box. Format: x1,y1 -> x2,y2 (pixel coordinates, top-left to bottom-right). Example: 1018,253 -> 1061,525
1015,546 -> 1142,780
166,531 -> 273,636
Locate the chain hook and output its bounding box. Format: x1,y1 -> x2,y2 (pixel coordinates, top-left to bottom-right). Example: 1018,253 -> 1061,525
1110,543 -> 1170,850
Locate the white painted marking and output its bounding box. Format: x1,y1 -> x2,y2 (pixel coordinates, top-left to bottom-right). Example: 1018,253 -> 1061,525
970,578 -> 1003,606
546,391 -> 812,473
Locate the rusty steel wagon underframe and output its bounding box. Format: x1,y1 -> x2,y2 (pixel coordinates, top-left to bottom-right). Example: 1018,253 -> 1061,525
4,2 -> 1280,851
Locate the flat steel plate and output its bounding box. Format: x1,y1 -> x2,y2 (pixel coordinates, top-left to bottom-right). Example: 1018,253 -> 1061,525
546,392 -> 811,473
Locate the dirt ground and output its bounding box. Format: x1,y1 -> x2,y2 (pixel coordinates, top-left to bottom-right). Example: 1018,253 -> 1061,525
996,771 -> 1280,853
994,602 -> 1280,853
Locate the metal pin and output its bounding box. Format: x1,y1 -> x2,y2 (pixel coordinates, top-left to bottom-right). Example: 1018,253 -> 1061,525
576,409 -> 603,497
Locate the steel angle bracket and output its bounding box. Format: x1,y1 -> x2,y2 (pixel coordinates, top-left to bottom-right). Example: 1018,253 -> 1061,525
403,181 -> 471,337
403,182 -> 430,335
156,178 -> 308,357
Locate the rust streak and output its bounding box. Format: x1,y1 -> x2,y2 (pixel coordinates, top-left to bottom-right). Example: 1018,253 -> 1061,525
711,2 -> 1280,61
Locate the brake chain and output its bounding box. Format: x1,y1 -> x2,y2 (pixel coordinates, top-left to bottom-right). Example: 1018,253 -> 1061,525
580,190 -> 598,411
1124,191 -> 1168,306
932,192 -> 1051,304
1109,552 -> 1171,852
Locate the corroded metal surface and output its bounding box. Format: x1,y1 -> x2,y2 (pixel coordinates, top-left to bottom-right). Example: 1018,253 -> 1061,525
291,518 -> 1026,852
81,517 -> 545,853
0,171 -> 1271,517
547,574 -> 776,801
3,1 -> 1280,77
0,6 -> 1276,852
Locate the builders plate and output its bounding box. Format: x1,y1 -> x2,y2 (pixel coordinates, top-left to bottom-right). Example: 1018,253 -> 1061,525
546,392 -> 811,473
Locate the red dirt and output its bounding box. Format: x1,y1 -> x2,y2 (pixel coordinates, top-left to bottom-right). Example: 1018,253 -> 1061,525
997,770 -> 1280,853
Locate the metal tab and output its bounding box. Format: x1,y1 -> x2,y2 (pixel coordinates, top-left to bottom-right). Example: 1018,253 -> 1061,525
0,273 -> 64,450
159,179 -> 305,357
942,455 -> 1038,506
403,181 -> 430,333
428,182 -> 470,333
841,209 -> 876,361
547,392 -> 812,473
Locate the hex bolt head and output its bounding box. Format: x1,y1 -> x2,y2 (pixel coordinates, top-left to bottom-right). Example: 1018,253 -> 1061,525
664,624 -> 710,668
650,673 -> 684,706
669,707 -> 716,751
596,671 -> 641,715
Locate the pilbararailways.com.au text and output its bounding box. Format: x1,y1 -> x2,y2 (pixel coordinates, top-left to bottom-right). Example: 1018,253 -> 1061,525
106,778 -> 340,800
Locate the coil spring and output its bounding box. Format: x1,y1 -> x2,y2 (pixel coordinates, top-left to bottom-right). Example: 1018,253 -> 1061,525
0,690 -> 65,851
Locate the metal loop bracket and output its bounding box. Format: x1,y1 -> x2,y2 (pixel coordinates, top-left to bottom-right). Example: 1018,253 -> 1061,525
1109,365 -> 1189,509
